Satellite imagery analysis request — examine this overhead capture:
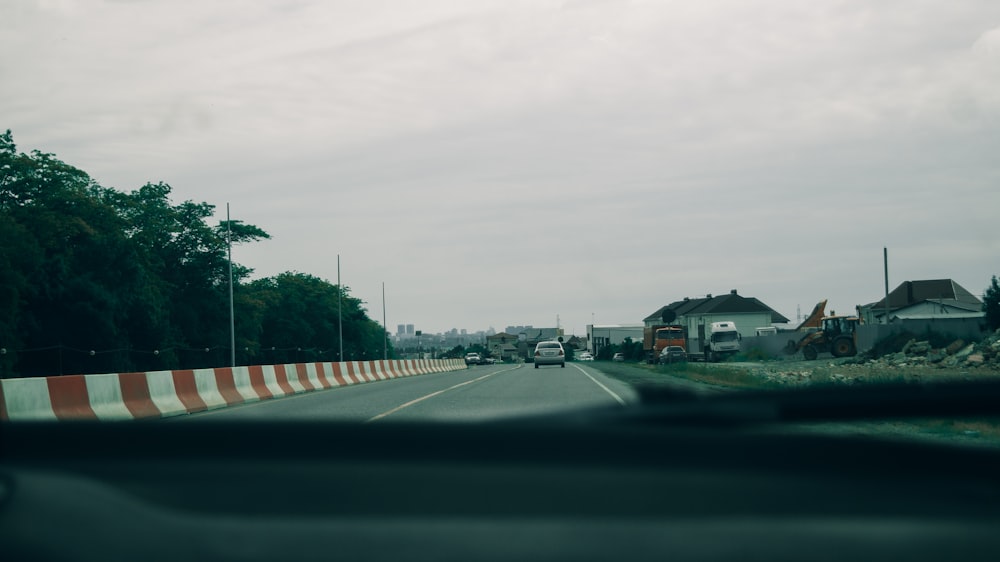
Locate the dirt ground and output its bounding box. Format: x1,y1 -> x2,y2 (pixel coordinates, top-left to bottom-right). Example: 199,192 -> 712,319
736,357 -> 1000,387
709,357 -> 1000,448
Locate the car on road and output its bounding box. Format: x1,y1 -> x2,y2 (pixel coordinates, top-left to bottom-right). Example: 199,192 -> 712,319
464,353 -> 482,366
612,353 -> 625,362
658,346 -> 688,364
577,352 -> 594,361
533,341 -> 565,368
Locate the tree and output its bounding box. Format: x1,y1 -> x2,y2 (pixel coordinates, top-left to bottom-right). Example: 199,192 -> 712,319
243,272 -> 392,364
0,130 -> 405,376
985,276 -> 1000,332
0,131 -> 274,376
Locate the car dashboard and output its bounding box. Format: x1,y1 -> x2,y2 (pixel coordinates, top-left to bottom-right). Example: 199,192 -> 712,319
3,412 -> 1000,561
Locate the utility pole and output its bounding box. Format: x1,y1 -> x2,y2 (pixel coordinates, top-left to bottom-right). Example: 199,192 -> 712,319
382,282 -> 388,360
883,247 -> 890,325
338,254 -> 343,361
227,203 -> 235,368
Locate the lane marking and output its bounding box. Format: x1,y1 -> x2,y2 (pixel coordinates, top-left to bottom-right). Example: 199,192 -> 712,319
366,364 -> 521,422
571,364 -> 627,406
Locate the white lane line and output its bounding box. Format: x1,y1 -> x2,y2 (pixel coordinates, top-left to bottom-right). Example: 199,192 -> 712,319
366,364 -> 522,422
571,364 -> 627,406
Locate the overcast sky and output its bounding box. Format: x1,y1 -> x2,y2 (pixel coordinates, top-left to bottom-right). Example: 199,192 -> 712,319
4,0 -> 999,335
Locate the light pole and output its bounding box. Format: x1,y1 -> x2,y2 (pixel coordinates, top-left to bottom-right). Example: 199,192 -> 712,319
338,254 -> 343,361
382,282 -> 388,360
227,203 -> 235,368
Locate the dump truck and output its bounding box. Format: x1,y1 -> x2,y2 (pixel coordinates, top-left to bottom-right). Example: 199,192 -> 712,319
643,324 -> 687,364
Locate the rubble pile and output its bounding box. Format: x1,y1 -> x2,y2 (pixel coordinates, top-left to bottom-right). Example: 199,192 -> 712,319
745,329 -> 1000,387
857,328 -> 1000,370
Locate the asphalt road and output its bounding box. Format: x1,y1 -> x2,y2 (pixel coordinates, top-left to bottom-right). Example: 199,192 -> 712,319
176,362 -> 638,423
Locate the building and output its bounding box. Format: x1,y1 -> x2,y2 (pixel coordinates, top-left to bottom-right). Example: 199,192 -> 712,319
564,335 -> 587,351
587,324 -> 644,355
643,290 -> 789,357
503,327 -> 565,360
853,279 -> 988,350
859,279 -> 984,324
485,332 -> 520,362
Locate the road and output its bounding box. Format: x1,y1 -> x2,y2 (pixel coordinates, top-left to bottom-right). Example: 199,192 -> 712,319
176,362 -> 638,423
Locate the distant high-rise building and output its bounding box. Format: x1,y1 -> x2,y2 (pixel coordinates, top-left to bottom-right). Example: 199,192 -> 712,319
397,324 -> 405,336
406,324 -> 415,336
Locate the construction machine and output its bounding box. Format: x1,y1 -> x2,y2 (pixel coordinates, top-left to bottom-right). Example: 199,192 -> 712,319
785,300 -> 860,360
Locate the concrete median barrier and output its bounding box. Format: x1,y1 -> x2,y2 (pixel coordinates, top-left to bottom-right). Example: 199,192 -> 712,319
0,359 -> 466,421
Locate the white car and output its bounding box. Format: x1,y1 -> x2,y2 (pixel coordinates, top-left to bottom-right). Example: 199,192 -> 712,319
577,352 -> 594,361
533,341 -> 566,368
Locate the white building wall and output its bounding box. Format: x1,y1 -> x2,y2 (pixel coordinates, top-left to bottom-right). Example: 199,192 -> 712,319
683,313 -> 773,354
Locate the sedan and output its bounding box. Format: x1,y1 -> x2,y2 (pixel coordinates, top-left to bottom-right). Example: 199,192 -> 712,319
533,341 -> 566,368
658,346 -> 688,364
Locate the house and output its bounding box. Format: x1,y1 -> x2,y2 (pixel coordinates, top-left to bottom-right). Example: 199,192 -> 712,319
485,332 -> 521,362
643,290 -> 789,356
564,335 -> 588,351
859,279 -> 984,324
500,327 -> 565,360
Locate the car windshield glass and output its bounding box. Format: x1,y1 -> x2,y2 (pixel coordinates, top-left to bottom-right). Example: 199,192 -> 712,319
1,1 -> 998,450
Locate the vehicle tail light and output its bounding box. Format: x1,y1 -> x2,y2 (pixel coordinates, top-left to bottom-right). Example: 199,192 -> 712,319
559,350 -> 564,356
534,350 -> 540,357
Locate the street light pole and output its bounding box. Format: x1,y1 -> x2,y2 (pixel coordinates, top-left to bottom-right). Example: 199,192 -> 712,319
227,203 -> 235,368
338,254 -> 343,361
382,282 -> 388,360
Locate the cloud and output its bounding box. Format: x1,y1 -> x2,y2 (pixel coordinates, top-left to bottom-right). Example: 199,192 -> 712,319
3,0 -> 999,332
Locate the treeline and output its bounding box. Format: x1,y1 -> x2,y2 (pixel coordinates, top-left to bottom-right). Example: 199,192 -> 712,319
0,130 -> 391,378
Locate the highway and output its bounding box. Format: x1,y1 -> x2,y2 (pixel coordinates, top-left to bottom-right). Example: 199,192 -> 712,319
177,362 -> 638,423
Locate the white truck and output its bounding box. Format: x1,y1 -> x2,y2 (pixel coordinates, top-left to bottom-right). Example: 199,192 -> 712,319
704,321 -> 741,362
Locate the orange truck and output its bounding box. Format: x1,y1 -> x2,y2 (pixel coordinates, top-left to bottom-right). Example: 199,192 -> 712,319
643,324 -> 686,364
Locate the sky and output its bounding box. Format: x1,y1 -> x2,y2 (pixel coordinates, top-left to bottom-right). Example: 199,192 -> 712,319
3,0 -> 999,336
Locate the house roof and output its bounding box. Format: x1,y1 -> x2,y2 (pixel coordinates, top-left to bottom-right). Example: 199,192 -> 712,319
522,328 -> 562,341
644,291 -> 790,324
867,279 -> 982,311
487,332 -> 518,339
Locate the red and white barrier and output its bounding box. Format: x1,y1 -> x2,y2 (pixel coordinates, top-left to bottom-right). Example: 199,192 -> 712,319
0,359 -> 466,421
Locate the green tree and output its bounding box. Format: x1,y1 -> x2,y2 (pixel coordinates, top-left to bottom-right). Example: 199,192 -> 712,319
0,131 -> 272,376
244,272 -> 392,364
0,130 -> 409,376
1,131 -> 139,375
985,276 -> 1000,332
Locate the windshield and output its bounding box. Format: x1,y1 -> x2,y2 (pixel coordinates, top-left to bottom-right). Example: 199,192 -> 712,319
1,2 -> 999,446
711,332 -> 740,343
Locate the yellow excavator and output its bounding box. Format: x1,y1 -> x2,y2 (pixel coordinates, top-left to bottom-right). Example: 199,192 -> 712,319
785,300 -> 861,360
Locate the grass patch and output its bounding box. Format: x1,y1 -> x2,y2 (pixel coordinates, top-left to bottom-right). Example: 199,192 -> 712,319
594,361 -> 1000,446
